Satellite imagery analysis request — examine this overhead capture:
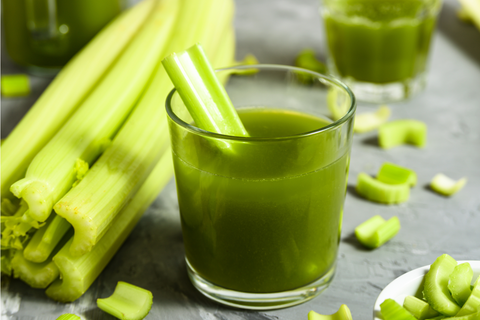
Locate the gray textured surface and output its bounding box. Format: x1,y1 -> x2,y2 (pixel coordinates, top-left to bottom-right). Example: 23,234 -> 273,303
2,0 -> 480,319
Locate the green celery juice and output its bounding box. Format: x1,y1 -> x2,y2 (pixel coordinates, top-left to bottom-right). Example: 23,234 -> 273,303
324,0 -> 438,84
174,108 -> 348,293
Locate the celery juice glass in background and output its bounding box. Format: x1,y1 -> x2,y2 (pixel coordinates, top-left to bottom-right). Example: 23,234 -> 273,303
2,0 -> 122,74
321,0 -> 442,102
166,65 -> 356,309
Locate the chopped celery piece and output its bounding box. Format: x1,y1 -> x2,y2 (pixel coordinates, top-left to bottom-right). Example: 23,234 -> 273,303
1,74 -> 30,97
9,0 -> 180,225
378,119 -> 427,149
1,0 -> 154,204
381,299 -> 417,320
294,49 -> 327,75
377,162 -> 417,187
456,276 -> 480,316
356,172 -> 410,204
327,87 -> 350,121
54,0 -> 235,258
457,0 -> 480,30
11,250 -> 60,289
354,105 -> 391,133
355,215 -> 400,249
56,314 -> 81,320
162,43 -> 249,137
449,263 -> 474,306
23,214 -> 72,263
430,174 -> 467,196
97,281 -> 153,320
403,295 -> 440,320
46,150 -> 174,302
444,311 -> 480,320
308,304 -> 352,320
424,254 -> 461,316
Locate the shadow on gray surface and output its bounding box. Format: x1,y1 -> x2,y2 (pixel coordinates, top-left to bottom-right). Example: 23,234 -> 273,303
361,135 -> 379,147
436,1 -> 480,65
341,232 -> 372,252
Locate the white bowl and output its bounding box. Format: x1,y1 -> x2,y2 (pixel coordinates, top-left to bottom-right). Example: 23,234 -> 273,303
373,260 -> 480,320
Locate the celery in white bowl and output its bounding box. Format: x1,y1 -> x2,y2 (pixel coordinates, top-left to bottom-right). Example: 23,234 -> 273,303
373,260 -> 480,320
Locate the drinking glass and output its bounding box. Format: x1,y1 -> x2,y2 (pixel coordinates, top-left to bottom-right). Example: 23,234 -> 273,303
321,0 -> 442,102
166,65 -> 356,309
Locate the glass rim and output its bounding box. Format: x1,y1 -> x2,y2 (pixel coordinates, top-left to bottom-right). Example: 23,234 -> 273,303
165,64 -> 356,142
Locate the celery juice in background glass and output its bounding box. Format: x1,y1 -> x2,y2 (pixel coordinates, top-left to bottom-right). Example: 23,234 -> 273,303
322,0 -> 442,102
166,65 -> 356,309
2,0 -> 123,74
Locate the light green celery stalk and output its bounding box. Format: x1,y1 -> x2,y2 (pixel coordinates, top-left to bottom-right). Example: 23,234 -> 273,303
458,0 -> 480,30
23,214 -> 72,263
0,0 -> 155,205
162,43 -> 249,137
9,0 -> 180,225
53,0 -> 235,257
97,281 -> 153,320
11,250 -> 60,289
46,150 -> 174,302
308,305 -> 353,320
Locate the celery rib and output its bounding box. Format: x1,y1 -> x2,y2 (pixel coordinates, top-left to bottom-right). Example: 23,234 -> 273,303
11,250 -> 60,289
97,282 -> 153,320
430,174 -> 467,196
378,119 -> 427,149
308,304 -> 352,320
354,105 -> 391,134
448,263 -> 474,307
355,215 -> 400,249
380,299 -> 417,320
356,172 -> 410,204
377,162 -> 417,187
456,276 -> 480,316
162,43 -> 249,137
9,0 -> 180,225
403,295 -> 440,320
46,150 -> 174,302
0,0 -> 154,204
53,0 -> 235,258
424,254 -> 461,316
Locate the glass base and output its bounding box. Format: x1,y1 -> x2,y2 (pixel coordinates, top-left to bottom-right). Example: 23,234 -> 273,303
340,72 -> 427,103
186,259 -> 336,310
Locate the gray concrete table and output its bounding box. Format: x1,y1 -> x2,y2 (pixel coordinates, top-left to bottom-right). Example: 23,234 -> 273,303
2,0 -> 480,319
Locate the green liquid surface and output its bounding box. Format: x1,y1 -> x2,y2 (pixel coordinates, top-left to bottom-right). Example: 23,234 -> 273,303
174,108 -> 348,293
324,0 -> 438,83
2,0 -> 121,70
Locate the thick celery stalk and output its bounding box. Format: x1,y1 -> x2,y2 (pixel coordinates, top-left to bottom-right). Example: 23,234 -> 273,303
23,214 -> 72,263
0,0 -> 154,204
162,43 -> 249,137
54,0 -> 235,257
97,282 -> 153,320
9,0 -> 180,224
46,150 -> 174,302
11,250 -> 60,289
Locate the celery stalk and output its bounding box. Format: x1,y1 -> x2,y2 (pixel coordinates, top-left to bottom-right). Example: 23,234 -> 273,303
11,250 -> 60,289
0,0 -> 154,204
97,281 -> 153,320
162,43 -> 249,137
448,263 -> 474,307
355,215 -> 400,249
56,314 -> 81,320
54,0 -> 235,257
424,254 -> 461,316
378,119 -> 427,149
46,150 -> 174,302
381,299 -> 417,320
457,0 -> 480,30
308,305 -> 352,320
1,74 -> 30,97
354,105 -> 391,134
356,172 -> 410,204
23,214 -> 72,263
430,174 -> 467,196
377,162 -> 417,187
9,0 -> 180,224
403,295 -> 440,320
456,276 -> 480,316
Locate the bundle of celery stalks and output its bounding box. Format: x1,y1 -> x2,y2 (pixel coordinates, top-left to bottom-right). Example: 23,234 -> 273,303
1,0 -> 236,302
